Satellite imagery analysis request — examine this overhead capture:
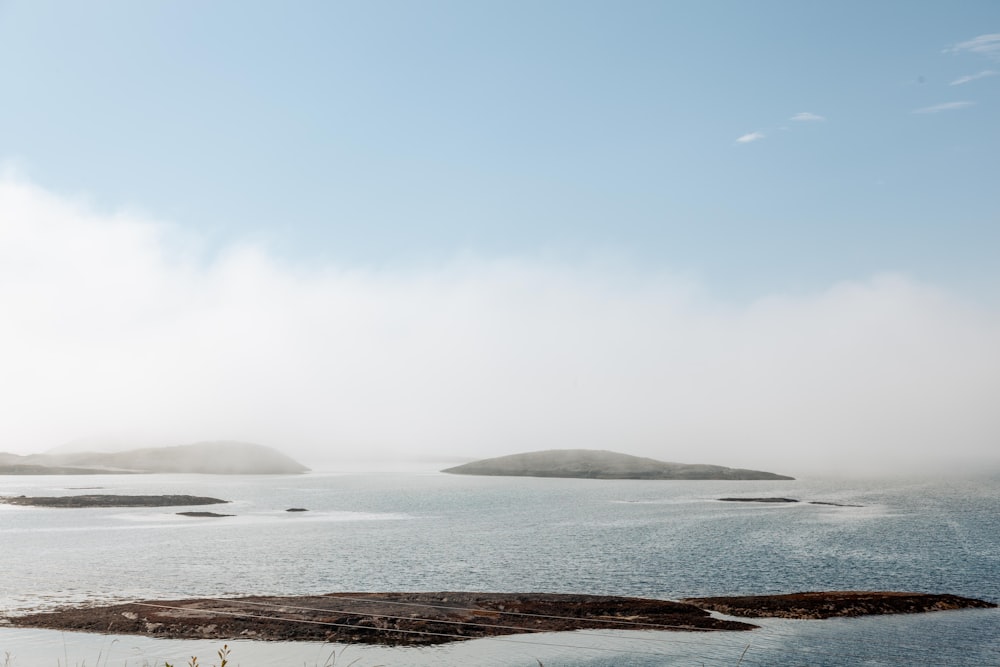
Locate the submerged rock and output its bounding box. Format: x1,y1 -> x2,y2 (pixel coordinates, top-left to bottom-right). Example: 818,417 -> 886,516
718,497 -> 799,503
809,501 -> 864,507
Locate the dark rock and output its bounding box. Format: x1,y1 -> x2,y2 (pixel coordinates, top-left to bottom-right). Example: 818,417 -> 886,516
685,591 -> 997,619
718,497 -> 799,503
285,508 -> 309,512
809,501 -> 864,507
176,511 -> 233,518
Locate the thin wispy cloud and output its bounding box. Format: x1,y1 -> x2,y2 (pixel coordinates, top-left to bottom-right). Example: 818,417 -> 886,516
738,112 -> 825,144
946,33 -> 1000,59
736,131 -> 765,144
912,101 -> 974,114
950,70 -> 997,85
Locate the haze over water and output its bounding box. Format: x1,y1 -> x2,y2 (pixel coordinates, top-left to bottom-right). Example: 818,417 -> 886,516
1,471 -> 998,665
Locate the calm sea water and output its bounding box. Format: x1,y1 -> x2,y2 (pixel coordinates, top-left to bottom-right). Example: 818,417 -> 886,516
1,471 -> 998,666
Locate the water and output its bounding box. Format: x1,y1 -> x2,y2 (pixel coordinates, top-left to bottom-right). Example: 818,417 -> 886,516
1,472 -> 997,665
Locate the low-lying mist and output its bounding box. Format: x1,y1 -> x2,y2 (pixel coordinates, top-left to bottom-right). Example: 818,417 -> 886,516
2,175 -> 998,476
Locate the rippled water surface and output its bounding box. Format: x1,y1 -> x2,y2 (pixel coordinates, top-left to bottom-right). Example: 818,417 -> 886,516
1,472 -> 998,665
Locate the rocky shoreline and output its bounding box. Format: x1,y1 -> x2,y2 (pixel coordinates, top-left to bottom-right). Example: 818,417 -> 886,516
4,591 -> 993,646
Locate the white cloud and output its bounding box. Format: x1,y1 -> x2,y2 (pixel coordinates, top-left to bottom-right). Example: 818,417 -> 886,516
2,176 -> 999,475
950,70 -> 998,85
790,112 -> 825,122
736,131 -> 765,144
912,101 -> 974,114
946,33 -> 1000,59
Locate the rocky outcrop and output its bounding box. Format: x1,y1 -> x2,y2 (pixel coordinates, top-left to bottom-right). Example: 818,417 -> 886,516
8,591 -> 993,646
718,498 -> 866,506
7,592 -> 755,645
1,494 -> 228,508
685,592 -> 997,619
719,497 -> 799,503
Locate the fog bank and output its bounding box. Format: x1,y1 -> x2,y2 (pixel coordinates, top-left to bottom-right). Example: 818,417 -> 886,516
1,176 -> 998,475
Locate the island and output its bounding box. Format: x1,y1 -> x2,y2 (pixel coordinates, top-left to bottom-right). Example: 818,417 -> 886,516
442,449 -> 793,480
0,494 -> 229,508
6,591 -> 992,646
0,441 -> 309,475
4,593 -> 756,645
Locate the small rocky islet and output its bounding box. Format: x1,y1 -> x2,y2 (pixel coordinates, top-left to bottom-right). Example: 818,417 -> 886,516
718,497 -> 865,507
0,494 -> 228,508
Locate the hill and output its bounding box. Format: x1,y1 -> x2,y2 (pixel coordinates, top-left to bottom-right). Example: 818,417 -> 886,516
0,441 -> 308,475
442,449 -> 792,480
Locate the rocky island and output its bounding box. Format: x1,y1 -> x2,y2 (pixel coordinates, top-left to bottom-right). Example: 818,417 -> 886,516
1,494 -> 228,508
6,591 -> 992,646
4,593 -> 756,645
0,441 -> 308,475
443,449 -> 793,480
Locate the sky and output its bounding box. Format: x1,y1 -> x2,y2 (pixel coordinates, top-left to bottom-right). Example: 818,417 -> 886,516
0,1 -> 998,475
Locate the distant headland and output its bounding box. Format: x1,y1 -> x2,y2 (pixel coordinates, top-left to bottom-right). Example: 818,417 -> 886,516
0,441 -> 309,475
442,449 -> 793,480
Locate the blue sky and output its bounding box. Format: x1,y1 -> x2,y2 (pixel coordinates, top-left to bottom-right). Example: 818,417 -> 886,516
2,0 -> 997,297
0,2 -> 998,470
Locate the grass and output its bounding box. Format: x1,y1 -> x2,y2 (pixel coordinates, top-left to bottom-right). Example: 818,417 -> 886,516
163,643 -> 229,667
159,644 -> 384,667
0,643 -> 387,667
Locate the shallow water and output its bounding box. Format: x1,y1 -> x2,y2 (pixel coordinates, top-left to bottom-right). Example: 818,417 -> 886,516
1,472 -> 997,665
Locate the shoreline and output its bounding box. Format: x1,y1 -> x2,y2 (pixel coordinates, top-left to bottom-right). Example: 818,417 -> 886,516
5,591 -> 994,646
